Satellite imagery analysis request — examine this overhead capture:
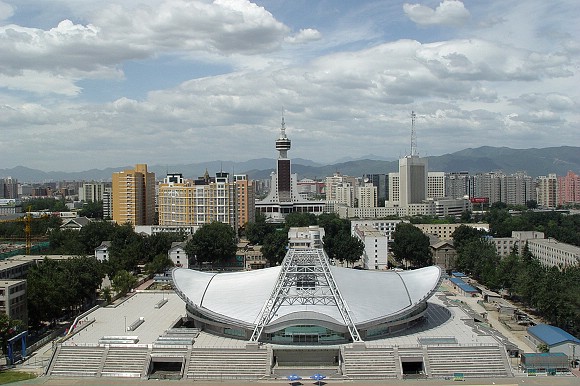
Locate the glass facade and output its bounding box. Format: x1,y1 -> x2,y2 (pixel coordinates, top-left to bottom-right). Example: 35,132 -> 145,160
266,325 -> 347,344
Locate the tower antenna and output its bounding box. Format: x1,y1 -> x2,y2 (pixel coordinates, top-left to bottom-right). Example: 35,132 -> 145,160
410,111 -> 418,157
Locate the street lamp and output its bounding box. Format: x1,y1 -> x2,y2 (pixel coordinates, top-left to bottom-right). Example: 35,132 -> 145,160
124,316 -> 127,333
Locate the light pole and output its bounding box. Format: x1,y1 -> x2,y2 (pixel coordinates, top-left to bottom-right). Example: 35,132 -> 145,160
124,316 -> 127,333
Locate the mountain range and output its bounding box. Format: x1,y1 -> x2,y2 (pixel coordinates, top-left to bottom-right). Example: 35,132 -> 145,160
1,146 -> 579,183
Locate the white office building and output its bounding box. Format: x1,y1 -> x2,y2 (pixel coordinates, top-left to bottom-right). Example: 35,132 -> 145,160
352,225 -> 388,270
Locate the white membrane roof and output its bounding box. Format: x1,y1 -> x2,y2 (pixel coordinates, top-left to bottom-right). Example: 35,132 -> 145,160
172,265 -> 441,328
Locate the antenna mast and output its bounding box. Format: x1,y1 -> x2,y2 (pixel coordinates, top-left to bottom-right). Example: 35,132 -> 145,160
410,110 -> 417,156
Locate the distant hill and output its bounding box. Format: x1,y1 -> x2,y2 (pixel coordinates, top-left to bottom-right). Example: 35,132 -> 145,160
1,146 -> 578,182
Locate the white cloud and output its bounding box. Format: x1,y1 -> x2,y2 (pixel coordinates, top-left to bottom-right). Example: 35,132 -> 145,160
0,70 -> 82,96
0,0 -> 578,171
0,0 -> 294,93
404,0 -> 470,27
285,29 -> 322,44
0,1 -> 13,22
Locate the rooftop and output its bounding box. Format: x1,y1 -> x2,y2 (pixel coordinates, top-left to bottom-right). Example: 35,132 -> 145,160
528,324 -> 580,346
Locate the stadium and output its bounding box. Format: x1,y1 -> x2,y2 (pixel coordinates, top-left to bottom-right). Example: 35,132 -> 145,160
172,248 -> 441,343
41,246 -> 520,381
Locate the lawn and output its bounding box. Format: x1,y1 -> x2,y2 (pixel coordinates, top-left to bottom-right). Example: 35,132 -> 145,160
0,371 -> 37,384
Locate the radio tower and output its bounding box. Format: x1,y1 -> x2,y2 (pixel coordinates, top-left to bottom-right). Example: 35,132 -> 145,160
410,110 -> 418,157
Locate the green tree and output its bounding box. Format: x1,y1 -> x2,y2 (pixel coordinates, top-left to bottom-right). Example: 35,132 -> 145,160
317,213 -> 350,238
261,230 -> 288,266
145,253 -> 174,275
143,232 -> 185,263
24,197 -> 68,212
78,200 -> 103,219
27,259 -> 70,326
101,286 -> 112,304
111,270 -> 137,296
332,232 -> 365,267
284,212 -> 318,228
26,257 -> 104,326
184,222 -> 237,266
243,212 -> 275,244
391,223 -> 432,268
107,223 -> 145,274
0,313 -> 22,357
452,225 -> 485,253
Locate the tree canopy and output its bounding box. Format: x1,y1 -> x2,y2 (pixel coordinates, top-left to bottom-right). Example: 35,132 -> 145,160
325,231 -> 364,267
27,257 -> 104,327
78,200 -> 103,219
260,230 -> 288,266
184,222 -> 237,266
391,223 -> 432,268
0,313 -> 22,356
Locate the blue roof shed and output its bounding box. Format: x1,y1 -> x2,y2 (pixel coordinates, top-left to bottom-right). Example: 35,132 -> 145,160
449,277 -> 479,294
528,324 -> 580,347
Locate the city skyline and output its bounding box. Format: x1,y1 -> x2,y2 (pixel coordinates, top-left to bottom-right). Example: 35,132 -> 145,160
1,0 -> 578,171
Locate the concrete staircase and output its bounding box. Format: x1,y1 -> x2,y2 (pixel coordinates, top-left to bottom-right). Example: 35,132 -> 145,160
48,345 -> 105,377
186,347 -> 270,380
341,347 -> 398,379
427,345 -> 511,378
100,346 -> 149,377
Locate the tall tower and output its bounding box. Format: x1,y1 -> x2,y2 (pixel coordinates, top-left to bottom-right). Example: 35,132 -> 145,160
275,117 -> 292,202
256,117 -> 326,222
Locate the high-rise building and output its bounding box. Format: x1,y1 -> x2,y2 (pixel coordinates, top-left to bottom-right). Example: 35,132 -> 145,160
558,171 -> 580,206
1,177 -> 18,199
112,164 -> 156,225
388,173 -> 400,203
445,172 -> 472,199
427,172 -> 445,199
157,172 -> 247,230
362,174 -> 388,201
256,118 -> 325,222
356,183 -> 378,208
102,187 -> 112,219
79,182 -> 109,202
467,171 -> 533,206
325,173 -> 358,202
234,174 -> 255,227
536,174 -> 558,209
398,155 -> 428,206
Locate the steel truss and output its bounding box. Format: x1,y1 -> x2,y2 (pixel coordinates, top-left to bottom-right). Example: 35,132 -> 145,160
249,248 -> 362,343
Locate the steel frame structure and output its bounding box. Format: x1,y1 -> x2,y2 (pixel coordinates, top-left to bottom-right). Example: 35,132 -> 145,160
249,248 -> 362,343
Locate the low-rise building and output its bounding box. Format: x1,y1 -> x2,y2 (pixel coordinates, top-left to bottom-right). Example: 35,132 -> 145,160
527,324 -> 580,360
0,280 -> 27,326
490,231 -> 579,268
415,223 -> 489,241
430,240 -> 456,271
237,242 -> 267,270
287,226 -> 325,249
94,241 -> 110,262
352,225 -> 388,270
168,242 -> 189,269
60,216 -> 92,231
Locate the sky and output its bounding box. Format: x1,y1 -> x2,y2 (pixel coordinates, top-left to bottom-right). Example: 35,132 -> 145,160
0,0 -> 578,172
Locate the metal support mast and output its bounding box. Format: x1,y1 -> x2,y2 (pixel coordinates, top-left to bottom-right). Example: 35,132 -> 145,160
410,110 -> 418,157
249,248 -> 362,343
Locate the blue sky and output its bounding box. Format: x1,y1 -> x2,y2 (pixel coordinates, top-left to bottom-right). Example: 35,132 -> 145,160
0,0 -> 578,172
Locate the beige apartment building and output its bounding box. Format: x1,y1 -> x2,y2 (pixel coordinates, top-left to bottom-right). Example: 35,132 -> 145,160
158,172 -> 254,230
112,164 -> 156,225
234,175 -> 255,227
